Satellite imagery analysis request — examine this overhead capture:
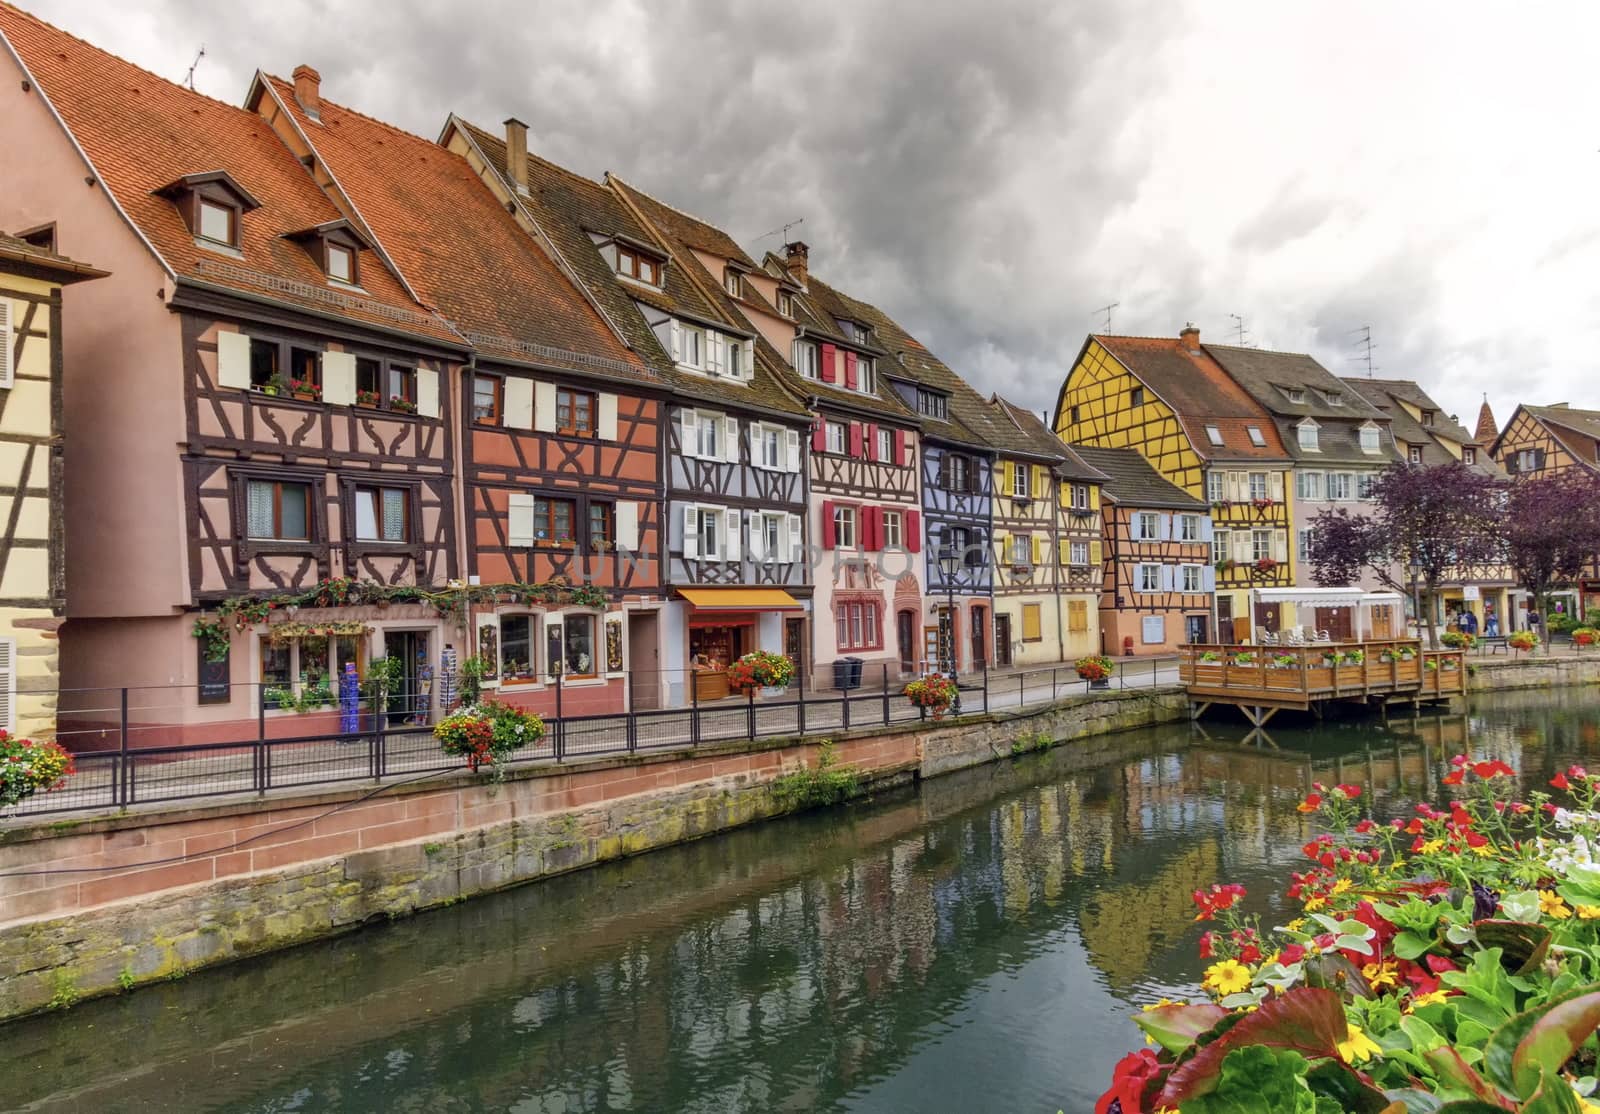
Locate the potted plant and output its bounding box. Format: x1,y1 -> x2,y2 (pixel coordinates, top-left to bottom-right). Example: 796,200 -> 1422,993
728,650 -> 795,696
1251,557 -> 1279,576
434,698 -> 545,773
0,730 -> 75,812
1575,626 -> 1598,649
356,388 -> 381,409
1232,651 -> 1258,666
364,654 -> 406,725
289,377 -> 322,402
1076,654 -> 1115,688
1339,649 -> 1365,665
1509,629 -> 1540,653
256,374 -> 287,398
1267,653 -> 1297,669
904,673 -> 959,719
389,395 -> 418,414
1197,650 -> 1222,663
1440,630 -> 1476,649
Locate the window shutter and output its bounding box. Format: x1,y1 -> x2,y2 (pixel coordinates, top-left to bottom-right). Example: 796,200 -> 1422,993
680,407 -> 698,457
998,460 -> 1012,496
1160,564 -> 1175,591
1160,513 -> 1173,541
724,507 -> 741,561
1199,516 -> 1214,542
844,350 -> 858,390
1269,472 -> 1285,501
1272,531 -> 1287,562
820,500 -> 836,548
864,423 -> 878,461
1228,472 -> 1244,502
504,377 -> 534,430
811,420 -> 825,454
508,494 -> 535,547
820,343 -> 837,383
668,320 -> 683,363
598,393 -> 619,440
746,510 -> 763,560
1089,539 -> 1103,567
786,428 -> 801,472
1202,565 -> 1216,592
613,501 -> 639,552
216,329 -> 249,390
0,637 -> 14,733
1031,534 -> 1043,566
1089,485 -> 1100,512
533,381 -> 557,433
1034,466 -> 1048,498
681,505 -> 699,558
1232,532 -> 1249,562
786,513 -> 802,561
417,368 -> 440,418
722,416 -> 739,463
849,422 -> 864,457
995,531 -> 1009,564
895,429 -> 909,467
322,350 -> 356,405
906,509 -> 921,553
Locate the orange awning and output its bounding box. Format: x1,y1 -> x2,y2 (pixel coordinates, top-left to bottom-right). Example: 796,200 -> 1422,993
678,587 -> 804,612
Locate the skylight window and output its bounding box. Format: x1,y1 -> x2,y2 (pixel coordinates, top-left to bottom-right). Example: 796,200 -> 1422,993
1205,425 -> 1224,446
1247,426 -> 1266,447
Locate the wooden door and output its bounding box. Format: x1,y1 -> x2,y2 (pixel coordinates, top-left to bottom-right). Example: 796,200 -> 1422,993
896,610 -> 916,672
784,617 -> 805,675
1315,607 -> 1353,642
1370,605 -> 1394,639
629,612 -> 660,709
971,606 -> 988,669
1253,602 -> 1280,636
994,613 -> 1012,667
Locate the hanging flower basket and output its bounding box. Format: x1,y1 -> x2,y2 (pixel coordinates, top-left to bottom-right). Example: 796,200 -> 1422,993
1509,630 -> 1540,652
727,650 -> 795,694
1076,654 -> 1115,688
0,731 -> 75,810
905,674 -> 958,719
434,699 -> 545,772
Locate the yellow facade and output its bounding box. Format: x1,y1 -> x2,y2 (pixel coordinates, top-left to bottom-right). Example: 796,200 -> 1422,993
0,270 -> 64,739
991,459 -> 1101,664
1055,339 -> 1293,636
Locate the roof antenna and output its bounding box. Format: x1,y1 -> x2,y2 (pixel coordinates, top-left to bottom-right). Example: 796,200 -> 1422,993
183,43 -> 205,91
1349,325 -> 1378,377
1093,302 -> 1118,331
754,217 -> 805,243
1229,313 -> 1253,347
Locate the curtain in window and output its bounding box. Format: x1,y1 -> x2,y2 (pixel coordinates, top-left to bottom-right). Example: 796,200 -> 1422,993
382,489 -> 406,541
355,490 -> 378,540
247,481 -> 275,539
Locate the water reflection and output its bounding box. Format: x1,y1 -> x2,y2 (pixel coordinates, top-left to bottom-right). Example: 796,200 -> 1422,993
5,689 -> 1600,1114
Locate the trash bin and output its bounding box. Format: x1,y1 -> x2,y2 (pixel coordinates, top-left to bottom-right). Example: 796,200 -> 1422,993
834,656 -> 864,690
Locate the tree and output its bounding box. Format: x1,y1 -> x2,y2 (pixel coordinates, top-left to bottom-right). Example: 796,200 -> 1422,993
1310,462 -> 1504,647
1505,470 -> 1600,639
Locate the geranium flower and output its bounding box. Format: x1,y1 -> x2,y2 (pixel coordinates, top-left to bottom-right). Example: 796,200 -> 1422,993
1441,770 -> 1464,786
1473,760 -> 1516,779
1201,959 -> 1252,997
1335,784 -> 1362,799
1096,1048 -> 1163,1114
1297,793 -> 1322,813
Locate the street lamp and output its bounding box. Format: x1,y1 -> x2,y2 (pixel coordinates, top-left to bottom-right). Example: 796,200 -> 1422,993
938,544 -> 962,714
1408,555 -> 1425,646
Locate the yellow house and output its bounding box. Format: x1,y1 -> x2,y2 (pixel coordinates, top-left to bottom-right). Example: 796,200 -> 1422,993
1054,327 -> 1294,642
0,233 -> 106,740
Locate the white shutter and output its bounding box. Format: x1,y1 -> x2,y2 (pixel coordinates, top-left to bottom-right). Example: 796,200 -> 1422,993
1272,531 -> 1288,562
722,416 -> 739,463
724,507 -> 741,561
504,377 -> 534,430
1232,532 -> 1249,562
669,320 -> 683,363
1269,472 -> 1285,501
0,637 -> 14,732
681,505 -> 699,558
216,329 -> 249,390
1202,565 -> 1216,592
742,340 -> 755,380
416,368 -> 440,419
508,493 -> 535,547
533,381 -> 557,433
746,510 -> 763,559
615,501 -> 639,551
785,428 -> 801,472
321,350 -> 355,405
680,408 -> 698,457
786,513 -> 802,561
598,392 -> 618,440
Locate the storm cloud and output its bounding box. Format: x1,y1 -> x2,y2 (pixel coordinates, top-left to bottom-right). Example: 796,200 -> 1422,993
27,0 -> 1600,429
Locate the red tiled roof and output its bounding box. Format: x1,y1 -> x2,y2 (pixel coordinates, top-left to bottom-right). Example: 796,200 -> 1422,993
1093,333 -> 1289,460
0,3 -> 460,346
256,77 -> 643,378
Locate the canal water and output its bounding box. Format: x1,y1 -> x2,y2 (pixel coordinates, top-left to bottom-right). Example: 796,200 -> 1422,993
4,688 -> 1596,1114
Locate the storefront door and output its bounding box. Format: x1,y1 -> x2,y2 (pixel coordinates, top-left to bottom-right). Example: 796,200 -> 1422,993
1370,605 -> 1395,639
1253,602 -> 1280,639
1314,607 -> 1353,642
994,614 -> 1012,667
896,610 -> 916,673
970,606 -> 987,670
385,630 -> 431,725
785,618 -> 806,674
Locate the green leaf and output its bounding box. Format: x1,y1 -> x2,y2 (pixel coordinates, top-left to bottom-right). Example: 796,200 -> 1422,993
1399,1014 -> 1445,1054
1339,933 -> 1378,956
1445,948 -> 1520,1019
1483,984 -> 1600,1099
1500,891 -> 1542,923
1423,1045 -> 1509,1106
1180,1046 -> 1320,1114
1133,1000 -> 1230,1055
1396,930 -> 1436,961
1519,1065 -> 1585,1114
1158,988 -> 1348,1108
1384,1090 -> 1448,1114
1431,1103 -> 1517,1113
1474,920 -> 1554,977
1303,1058 -> 1394,1113
1379,898 -> 1450,935
1511,990 -> 1600,1099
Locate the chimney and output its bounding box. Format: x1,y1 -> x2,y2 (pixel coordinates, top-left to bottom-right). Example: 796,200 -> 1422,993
292,64 -> 321,121
784,240 -> 809,288
504,118 -> 529,195
1179,323 -> 1200,352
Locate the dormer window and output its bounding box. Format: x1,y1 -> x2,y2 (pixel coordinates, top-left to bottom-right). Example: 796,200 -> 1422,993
1205,424 -> 1224,446
724,269 -> 741,297
1463,447 -> 1477,465
286,220 -> 370,286
1323,390 -> 1344,406
1359,424 -> 1381,453
155,170 -> 261,252
616,246 -> 661,286
1282,387 -> 1305,404
1421,409 -> 1435,427
1247,426 -> 1266,447
917,389 -> 948,420
327,242 -> 355,284
1297,419 -> 1320,451
776,290 -> 794,317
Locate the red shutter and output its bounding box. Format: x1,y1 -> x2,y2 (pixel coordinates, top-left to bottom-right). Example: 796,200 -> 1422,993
821,501 -> 836,548
868,506 -> 883,551
811,419 -> 826,453
844,351 -> 858,390
865,423 -> 879,461
849,422 -> 864,457
820,343 -> 837,383
895,428 -> 908,467
906,509 -> 921,552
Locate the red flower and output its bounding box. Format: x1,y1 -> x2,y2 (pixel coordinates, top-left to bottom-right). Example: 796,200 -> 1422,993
1336,784 -> 1362,799
1198,930 -> 1215,959
1354,819 -> 1375,835
1472,760 -> 1515,779
1097,1049 -> 1164,1114
1571,765 -> 1589,778
1552,772 -> 1572,790
1297,793 -> 1323,813
1279,943 -> 1306,965
1405,818 -> 1425,835
1441,770 -> 1464,786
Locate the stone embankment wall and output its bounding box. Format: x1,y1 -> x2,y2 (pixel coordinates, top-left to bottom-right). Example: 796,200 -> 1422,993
0,687 -> 1188,1021
1469,654 -> 1600,692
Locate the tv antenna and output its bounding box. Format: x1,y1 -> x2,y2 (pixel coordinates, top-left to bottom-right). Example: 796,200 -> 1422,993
1349,325 -> 1378,377
1093,302 -> 1118,331
753,217 -> 805,244
1229,313 -> 1253,347
182,44 -> 206,91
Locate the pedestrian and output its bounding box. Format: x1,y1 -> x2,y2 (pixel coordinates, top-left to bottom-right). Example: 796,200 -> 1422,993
1459,609 -> 1478,638
1484,604 -> 1500,638
1529,608 -> 1542,634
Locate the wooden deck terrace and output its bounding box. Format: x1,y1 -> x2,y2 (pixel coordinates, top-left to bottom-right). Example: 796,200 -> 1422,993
1178,641 -> 1467,726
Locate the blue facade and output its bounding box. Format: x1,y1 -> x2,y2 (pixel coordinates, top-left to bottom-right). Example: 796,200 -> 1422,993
921,440 -> 995,596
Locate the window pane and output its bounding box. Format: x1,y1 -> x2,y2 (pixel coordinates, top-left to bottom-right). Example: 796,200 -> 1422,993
247,481 -> 275,539
299,635 -> 329,684
260,639 -> 291,686
565,615 -> 595,674
355,489 -> 378,540
280,484 -> 309,539
249,339 -> 278,388
590,503 -> 611,546
473,377 -> 498,422
553,501 -> 572,542
328,245 -> 353,282
356,358 -> 381,395
501,616 -> 533,679
388,366 -> 414,402
334,635 -> 362,680
382,488 -> 406,542
199,200 -> 232,244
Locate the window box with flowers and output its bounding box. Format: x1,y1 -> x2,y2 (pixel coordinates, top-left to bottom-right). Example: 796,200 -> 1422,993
1076,654 -> 1115,689
355,389 -> 381,409
904,673 -> 958,719
290,378 -> 322,403
1250,558 -> 1280,577
388,395 -> 418,415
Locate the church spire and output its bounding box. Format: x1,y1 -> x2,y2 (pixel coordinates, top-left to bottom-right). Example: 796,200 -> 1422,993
1474,395 -> 1498,445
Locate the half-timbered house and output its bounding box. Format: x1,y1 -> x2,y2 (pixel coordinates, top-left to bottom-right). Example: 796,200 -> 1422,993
441,121 -> 813,706
0,233 -> 105,740
0,8 -> 474,741
992,398 -> 1107,665
1068,446 -> 1213,654
250,77 -> 663,718
1055,327 -> 1293,643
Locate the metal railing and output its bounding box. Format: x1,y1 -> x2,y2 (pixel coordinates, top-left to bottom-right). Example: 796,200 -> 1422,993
15,658 -> 1177,820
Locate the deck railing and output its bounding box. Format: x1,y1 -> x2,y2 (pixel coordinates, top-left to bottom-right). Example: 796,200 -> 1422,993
1178,641 -> 1467,702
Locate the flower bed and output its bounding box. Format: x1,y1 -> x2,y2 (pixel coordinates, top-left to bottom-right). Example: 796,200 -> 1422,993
0,730 -> 74,810
1099,762 -> 1600,1113
1510,630 -> 1540,652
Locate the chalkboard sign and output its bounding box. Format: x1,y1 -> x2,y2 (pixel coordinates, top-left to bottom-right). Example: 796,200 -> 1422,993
198,641 -> 230,704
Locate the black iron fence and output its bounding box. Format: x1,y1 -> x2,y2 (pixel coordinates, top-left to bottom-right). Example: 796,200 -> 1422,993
16,658 -> 1176,820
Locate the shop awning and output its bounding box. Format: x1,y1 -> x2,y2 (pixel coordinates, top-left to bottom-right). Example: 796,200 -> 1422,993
678,587 -> 804,612
1249,587 -> 1366,607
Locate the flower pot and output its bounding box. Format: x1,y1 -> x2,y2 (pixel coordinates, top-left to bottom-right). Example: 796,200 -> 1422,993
760,685 -> 787,698
293,390 -> 319,402
1086,677 -> 1110,690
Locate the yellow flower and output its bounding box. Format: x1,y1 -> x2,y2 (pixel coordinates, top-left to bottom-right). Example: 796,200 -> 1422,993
1202,959 -> 1253,998
1284,918 -> 1306,933
1389,857 -> 1408,872
1419,838 -> 1445,854
1470,842 -> 1495,858
1362,961 -> 1400,990
1331,878 -> 1353,895
1142,997 -> 1180,1011
1540,890 -> 1573,920
1337,1022 -> 1382,1063
1578,905 -> 1600,920
1304,895 -> 1327,912
1407,990 -> 1448,1011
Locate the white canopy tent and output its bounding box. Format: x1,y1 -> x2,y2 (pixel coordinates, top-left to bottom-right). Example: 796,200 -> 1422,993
1246,587 -> 1407,644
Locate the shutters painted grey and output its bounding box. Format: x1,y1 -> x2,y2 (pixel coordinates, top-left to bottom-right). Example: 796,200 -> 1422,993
681,505 -> 699,558
722,416 -> 739,464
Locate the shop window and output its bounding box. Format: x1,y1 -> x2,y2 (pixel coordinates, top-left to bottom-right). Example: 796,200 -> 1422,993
258,633 -> 362,708
565,614 -> 597,676
499,615 -> 538,683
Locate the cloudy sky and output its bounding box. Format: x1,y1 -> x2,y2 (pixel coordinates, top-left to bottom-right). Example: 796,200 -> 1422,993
26,0 -> 1600,430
